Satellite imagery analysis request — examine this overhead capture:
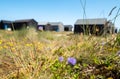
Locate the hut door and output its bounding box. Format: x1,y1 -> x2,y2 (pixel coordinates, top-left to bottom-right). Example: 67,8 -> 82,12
4,24 -> 8,30
53,26 -> 59,32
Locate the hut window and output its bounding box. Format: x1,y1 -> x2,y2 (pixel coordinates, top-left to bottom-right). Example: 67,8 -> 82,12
96,27 -> 99,32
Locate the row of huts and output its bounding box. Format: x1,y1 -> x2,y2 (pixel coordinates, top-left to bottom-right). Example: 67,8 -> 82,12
0,18 -> 117,35
37,22 -> 72,32
0,19 -> 38,31
0,19 -> 72,32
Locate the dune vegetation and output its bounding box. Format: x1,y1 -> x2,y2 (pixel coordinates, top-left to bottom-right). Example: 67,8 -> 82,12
0,28 -> 120,79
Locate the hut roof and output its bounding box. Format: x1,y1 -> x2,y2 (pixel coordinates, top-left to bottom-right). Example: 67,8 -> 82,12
75,18 -> 107,25
14,19 -> 37,23
0,20 -> 12,23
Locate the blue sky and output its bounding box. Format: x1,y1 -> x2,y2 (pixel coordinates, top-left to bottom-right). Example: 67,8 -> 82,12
0,0 -> 120,28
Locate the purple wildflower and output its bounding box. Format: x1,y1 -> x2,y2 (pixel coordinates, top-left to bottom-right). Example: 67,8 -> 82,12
67,57 -> 77,65
59,56 -> 64,62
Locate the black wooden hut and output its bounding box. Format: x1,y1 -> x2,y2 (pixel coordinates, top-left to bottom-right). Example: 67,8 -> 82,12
0,20 -> 13,30
74,18 -> 108,35
64,25 -> 73,31
13,19 -> 38,30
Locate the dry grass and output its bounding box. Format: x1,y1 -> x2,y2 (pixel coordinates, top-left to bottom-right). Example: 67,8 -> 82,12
0,29 -> 119,79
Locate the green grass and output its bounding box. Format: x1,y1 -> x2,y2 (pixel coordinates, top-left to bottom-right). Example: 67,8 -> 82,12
0,28 -> 120,79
